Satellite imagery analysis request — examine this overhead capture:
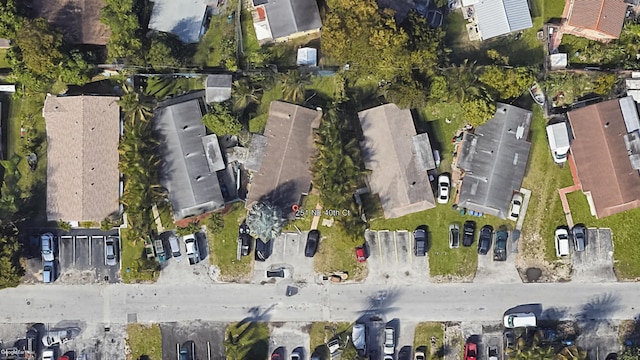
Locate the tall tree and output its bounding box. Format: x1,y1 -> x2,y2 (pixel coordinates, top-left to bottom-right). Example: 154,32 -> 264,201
232,79 -> 262,116
246,202 -> 286,241
280,70 -> 311,104
479,66 -> 534,100
202,103 -> 242,135
13,18 -> 64,77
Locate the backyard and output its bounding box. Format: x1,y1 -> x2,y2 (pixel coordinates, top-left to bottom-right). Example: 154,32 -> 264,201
194,0 -> 238,68
126,323 -> 162,360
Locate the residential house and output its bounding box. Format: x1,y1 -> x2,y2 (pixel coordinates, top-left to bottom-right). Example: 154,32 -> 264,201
561,0 -> 627,42
205,74 -> 233,103
463,0 -> 533,40
358,103 -> 437,219
149,0 -> 214,43
44,95 -> 121,223
153,92 -> 233,221
33,0 -> 111,45
567,97 -> 640,218
251,0 -> 322,43
245,101 -> 321,216
457,104 -> 532,219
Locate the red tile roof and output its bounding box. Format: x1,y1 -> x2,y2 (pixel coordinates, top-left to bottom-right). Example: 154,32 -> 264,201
567,0 -> 627,38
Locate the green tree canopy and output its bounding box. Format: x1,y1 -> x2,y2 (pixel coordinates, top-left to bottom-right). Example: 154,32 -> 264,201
146,34 -> 184,68
479,66 -> 534,100
101,0 -> 143,62
246,202 -> 286,241
13,18 -> 64,76
202,103 -> 242,136
280,70 -> 311,104
463,97 -> 496,127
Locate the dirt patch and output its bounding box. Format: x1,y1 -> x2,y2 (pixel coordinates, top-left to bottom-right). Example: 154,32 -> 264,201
516,232 -> 571,282
430,274 -> 473,283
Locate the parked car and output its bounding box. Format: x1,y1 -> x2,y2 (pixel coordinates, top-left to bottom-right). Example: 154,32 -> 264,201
384,327 -> 395,355
355,245 -> 367,262
183,234 -> 200,265
572,225 -> 586,252
488,346 -> 499,360
168,233 -> 182,262
327,338 -> 341,356
504,313 -> 537,328
43,260 -> 55,283
255,239 -> 271,262
437,174 -> 450,204
415,351 -> 426,360
290,349 -> 302,360
493,229 -> 508,261
449,223 -> 460,249
478,225 -> 493,255
305,230 -> 320,257
42,328 -> 76,347
41,233 -> 55,262
179,342 -> 195,360
555,227 -> 570,257
463,220 -> 476,247
42,350 -> 55,360
105,237 -> 118,266
508,193 -> 523,221
464,342 -> 478,360
413,228 -> 428,256
239,221 -> 252,256
270,353 -> 280,360
352,323 -> 366,357
266,267 -> 290,278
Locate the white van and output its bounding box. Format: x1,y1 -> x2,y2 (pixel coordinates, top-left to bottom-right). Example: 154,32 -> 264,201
352,323 -> 366,356
168,234 -> 182,262
546,122 -> 570,164
503,313 -> 537,328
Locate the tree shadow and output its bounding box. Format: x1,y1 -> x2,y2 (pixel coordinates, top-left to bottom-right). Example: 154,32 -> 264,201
577,293 -> 621,334
355,288 -> 402,320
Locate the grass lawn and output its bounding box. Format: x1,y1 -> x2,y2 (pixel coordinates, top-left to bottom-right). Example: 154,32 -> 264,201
120,228 -> 160,283
156,201 -> 175,231
208,203 -> 252,281
519,106 -> 574,263
566,191 -> 640,279
308,322 -> 356,358
241,9 -> 260,56
194,5 -> 236,67
144,76 -> 206,101
225,322 -> 270,360
313,220 -> 366,280
0,49 -> 9,68
283,192 -> 320,232
414,322 -> 445,360
249,82 -> 283,133
126,324 -> 162,360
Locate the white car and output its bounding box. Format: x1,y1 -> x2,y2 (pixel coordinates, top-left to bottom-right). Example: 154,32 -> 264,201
384,327 -> 395,355
41,233 -> 55,262
437,175 -> 450,204
508,193 -> 523,221
555,228 -> 570,257
183,234 -> 200,265
42,350 -> 55,360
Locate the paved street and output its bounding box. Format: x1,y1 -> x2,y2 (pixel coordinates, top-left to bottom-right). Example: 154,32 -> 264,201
0,282 -> 639,325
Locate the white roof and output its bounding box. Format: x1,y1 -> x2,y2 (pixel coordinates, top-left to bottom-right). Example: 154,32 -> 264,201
475,0 -> 533,40
628,90 -> 640,103
296,47 -> 317,66
626,78 -> 640,90
149,0 -> 213,43
0,84 -> 16,92
620,96 -> 640,133
462,0 -> 479,5
549,53 -> 568,70
253,19 -> 272,41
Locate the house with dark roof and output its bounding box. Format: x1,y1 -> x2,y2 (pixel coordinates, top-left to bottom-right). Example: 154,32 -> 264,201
567,97 -> 640,218
250,0 -> 322,43
149,0 -> 214,43
462,0 -> 533,40
205,74 -> 233,103
245,101 -> 321,215
457,104 -> 532,219
153,92 -> 231,220
562,0 -> 627,42
44,95 -> 121,223
33,0 -> 111,45
358,103 -> 437,219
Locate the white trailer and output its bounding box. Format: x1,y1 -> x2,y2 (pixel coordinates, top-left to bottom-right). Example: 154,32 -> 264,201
546,122 -> 570,164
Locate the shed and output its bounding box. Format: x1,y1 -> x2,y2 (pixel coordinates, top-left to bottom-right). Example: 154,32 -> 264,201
205,74 -> 233,103
296,48 -> 317,66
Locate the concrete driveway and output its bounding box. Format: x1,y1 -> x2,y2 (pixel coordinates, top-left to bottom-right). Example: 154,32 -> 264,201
364,230 -> 430,284
252,232 -> 316,284
268,323 -> 311,360
571,228 -> 615,282
474,230 -> 522,283
156,231 -> 214,285
160,321 -> 227,360
57,231 -> 121,284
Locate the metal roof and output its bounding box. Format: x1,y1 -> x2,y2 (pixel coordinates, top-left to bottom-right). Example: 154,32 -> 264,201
358,104 -> 436,219
153,95 -> 225,220
149,0 -> 212,43
264,0 -> 322,40
457,103 -> 532,219
475,0 -> 532,40
412,133 -> 436,171
205,74 -> 232,103
624,131 -> 640,170
296,48 -> 317,66
620,96 -> 640,133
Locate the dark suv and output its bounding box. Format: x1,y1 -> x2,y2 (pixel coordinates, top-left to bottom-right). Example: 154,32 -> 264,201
493,229 -> 508,261
478,225 -> 493,255
413,227 -> 428,256
463,221 -> 476,247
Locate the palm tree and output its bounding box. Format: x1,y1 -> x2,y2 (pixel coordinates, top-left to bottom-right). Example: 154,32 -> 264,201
280,70 -> 311,104
246,201 -> 286,241
232,79 -> 262,116
119,83 -> 153,123
443,59 -> 485,103
557,345 -> 587,360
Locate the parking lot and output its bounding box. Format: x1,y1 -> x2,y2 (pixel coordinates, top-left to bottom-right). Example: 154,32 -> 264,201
268,323 -> 310,360
364,230 -> 430,285
571,228 -> 615,282
156,231 -> 214,285
252,232 -> 316,284
160,321 -> 226,360
474,230 -> 522,284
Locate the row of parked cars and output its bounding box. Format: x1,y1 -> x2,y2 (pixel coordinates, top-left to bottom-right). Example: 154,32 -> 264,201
554,224 -> 587,257
412,222 -> 510,261
239,221 -> 321,262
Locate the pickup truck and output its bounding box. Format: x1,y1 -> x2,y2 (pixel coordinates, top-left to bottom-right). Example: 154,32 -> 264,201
183,234 -> 200,265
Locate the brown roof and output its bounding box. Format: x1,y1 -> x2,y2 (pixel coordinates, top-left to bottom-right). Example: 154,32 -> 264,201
33,0 -> 111,45
567,0 -> 627,38
246,102 -> 321,214
45,95 -> 121,222
568,99 -> 640,218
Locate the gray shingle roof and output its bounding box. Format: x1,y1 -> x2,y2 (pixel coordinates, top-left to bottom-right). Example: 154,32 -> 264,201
44,95 -> 121,222
153,95 -> 225,220
475,0 -> 532,40
149,0 -> 212,43
358,104 -> 436,219
245,102 -> 321,214
205,74 -> 233,103
457,103 -> 532,219
264,0 -> 322,40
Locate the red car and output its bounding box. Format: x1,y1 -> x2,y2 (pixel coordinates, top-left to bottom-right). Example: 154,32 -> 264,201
355,246 -> 366,262
464,342 -> 477,360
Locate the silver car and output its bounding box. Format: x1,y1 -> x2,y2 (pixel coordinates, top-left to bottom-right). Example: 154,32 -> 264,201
105,237 -> 118,266
41,233 -> 55,262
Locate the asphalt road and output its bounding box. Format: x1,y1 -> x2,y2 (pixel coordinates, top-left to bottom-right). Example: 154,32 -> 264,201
0,282 -> 638,325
